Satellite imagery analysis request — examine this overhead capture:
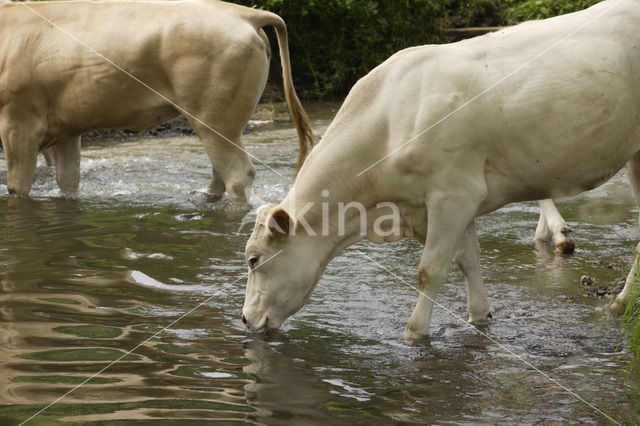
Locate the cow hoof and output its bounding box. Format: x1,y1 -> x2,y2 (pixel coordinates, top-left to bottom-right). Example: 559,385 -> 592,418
606,301 -> 626,316
555,227 -> 575,254
404,327 -> 429,341
555,238 -> 575,254
469,312 -> 492,326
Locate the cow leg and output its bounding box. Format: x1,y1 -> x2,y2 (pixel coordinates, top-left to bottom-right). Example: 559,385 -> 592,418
609,242 -> 640,315
0,122 -> 42,196
609,154 -> 640,314
42,149 -> 54,167
454,221 -> 491,325
189,121 -> 256,203
533,203 -> 552,241
627,154 -> 640,227
206,167 -> 226,201
406,193 -> 481,339
52,136 -> 81,196
177,47 -> 265,203
535,199 -> 575,254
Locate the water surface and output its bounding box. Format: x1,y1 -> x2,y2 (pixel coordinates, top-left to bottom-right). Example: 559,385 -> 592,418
1,103 -> 638,425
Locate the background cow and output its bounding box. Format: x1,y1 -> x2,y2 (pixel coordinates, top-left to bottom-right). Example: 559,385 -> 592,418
0,0 -> 313,200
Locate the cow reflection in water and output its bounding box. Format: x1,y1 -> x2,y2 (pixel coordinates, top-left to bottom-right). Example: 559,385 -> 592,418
0,198 -> 146,405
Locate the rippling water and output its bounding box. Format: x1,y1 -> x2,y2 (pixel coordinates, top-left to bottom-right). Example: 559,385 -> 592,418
1,103 -> 638,425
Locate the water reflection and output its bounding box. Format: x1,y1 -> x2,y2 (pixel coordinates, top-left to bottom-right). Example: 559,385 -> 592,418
0,106 -> 638,424
243,335 -> 336,423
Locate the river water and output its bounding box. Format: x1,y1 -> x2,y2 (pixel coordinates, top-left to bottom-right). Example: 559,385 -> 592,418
1,103 -> 638,425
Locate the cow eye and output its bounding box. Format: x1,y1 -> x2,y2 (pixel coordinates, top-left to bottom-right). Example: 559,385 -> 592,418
248,255 -> 260,269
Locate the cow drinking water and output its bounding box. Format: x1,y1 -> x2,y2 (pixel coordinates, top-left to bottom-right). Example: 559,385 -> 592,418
242,0 -> 639,338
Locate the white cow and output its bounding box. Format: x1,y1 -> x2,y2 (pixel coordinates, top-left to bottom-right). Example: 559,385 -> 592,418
0,0 -> 313,200
242,0 -> 639,338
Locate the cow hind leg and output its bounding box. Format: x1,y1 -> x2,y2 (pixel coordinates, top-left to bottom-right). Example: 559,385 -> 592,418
609,154 -> 640,314
52,136 -> 81,196
0,122 -> 43,196
188,119 -> 256,204
42,149 -> 54,167
535,199 -> 575,254
609,242 -> 640,316
454,221 -> 492,325
627,154 -> 640,228
177,46 -> 265,204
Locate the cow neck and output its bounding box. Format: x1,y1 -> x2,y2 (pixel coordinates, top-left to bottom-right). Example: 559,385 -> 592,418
280,159 -> 380,254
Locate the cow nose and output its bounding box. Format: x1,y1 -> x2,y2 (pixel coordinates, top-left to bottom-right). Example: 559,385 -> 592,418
241,314 -> 249,328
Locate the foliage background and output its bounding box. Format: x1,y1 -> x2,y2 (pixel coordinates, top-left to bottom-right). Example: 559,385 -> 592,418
231,0 -> 601,99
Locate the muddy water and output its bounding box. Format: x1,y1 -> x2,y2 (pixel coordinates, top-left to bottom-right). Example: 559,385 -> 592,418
1,103 -> 638,425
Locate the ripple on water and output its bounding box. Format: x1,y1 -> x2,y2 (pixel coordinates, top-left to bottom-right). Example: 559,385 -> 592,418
1,109 -> 638,424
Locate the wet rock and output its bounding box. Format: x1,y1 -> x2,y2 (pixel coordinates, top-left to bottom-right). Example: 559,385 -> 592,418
591,259 -> 622,271
580,275 -> 595,289
580,275 -> 625,299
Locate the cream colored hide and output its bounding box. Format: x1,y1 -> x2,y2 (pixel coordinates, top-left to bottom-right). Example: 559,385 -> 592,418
243,0 -> 640,338
0,0 -> 312,199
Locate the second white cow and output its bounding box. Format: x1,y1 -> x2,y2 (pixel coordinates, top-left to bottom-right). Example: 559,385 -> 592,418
242,0 -> 639,338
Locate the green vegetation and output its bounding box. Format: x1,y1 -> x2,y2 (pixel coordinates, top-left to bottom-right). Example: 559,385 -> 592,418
232,0 -> 602,98
623,257 -> 640,380
505,0 -> 601,21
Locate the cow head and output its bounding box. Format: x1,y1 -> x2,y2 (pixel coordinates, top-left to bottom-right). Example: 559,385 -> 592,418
242,203 -> 327,330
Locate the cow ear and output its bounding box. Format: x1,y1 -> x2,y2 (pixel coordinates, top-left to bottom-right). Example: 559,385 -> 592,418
268,208 -> 293,236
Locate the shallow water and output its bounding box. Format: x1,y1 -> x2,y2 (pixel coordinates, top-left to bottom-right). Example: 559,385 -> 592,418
1,102 -> 638,425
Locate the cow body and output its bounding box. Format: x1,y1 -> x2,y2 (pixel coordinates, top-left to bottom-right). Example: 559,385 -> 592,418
0,0 -> 312,199
242,0 -> 640,337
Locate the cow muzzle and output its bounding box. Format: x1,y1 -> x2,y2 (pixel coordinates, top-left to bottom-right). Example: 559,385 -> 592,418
241,311 -> 281,330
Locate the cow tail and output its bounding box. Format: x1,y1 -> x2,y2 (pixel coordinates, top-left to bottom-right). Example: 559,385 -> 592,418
252,11 -> 314,171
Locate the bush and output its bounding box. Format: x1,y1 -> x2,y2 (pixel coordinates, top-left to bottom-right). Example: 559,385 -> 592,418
232,1 -> 603,98
234,0 -> 446,98
504,0 -> 602,22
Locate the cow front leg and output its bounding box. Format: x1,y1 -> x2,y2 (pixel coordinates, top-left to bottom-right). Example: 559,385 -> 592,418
454,221 -> 491,325
207,168 -> 226,201
405,194 -> 480,339
52,136 -> 81,196
535,199 -> 574,254
0,124 -> 41,196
